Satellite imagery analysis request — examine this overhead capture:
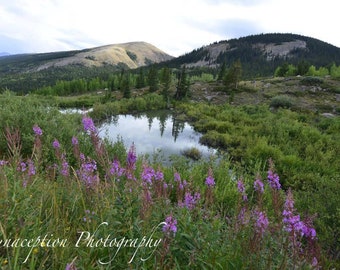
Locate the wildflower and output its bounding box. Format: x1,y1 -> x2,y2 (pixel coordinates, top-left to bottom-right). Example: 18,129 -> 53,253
33,125 -> 43,136
27,159 -> 36,176
60,154 -> 69,177
155,169 -> 164,181
183,191 -> 200,210
52,139 -> 60,149
0,160 -> 8,166
109,159 -> 125,179
237,179 -> 248,201
18,161 -> 27,172
254,210 -> 269,237
65,261 -> 77,270
267,169 -> 281,190
141,164 -> 155,184
238,207 -> 249,225
254,178 -> 264,193
82,116 -> 97,133
174,172 -> 181,182
78,157 -> 99,187
162,215 -> 177,236
205,168 -> 215,187
127,143 -> 137,170
312,257 -> 318,267
72,136 -> 78,145
237,179 -> 245,193
282,189 -> 317,242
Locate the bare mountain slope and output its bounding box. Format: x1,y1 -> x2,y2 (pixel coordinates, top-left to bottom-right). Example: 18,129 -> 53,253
35,42 -> 173,71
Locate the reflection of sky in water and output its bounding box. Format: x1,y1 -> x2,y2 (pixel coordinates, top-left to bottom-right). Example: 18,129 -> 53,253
98,114 -> 214,158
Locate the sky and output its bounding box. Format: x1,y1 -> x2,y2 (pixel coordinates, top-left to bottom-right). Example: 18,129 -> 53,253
0,0 -> 339,57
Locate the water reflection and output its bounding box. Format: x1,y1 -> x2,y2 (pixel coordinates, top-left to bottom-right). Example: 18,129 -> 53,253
98,110 -> 214,159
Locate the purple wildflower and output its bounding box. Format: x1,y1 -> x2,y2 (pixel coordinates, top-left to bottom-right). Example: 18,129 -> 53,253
82,116 -> 97,133
179,180 -> 187,190
205,168 -> 215,187
18,161 -> 27,172
126,143 -> 137,170
254,210 -> 269,236
0,160 -> 8,166
312,257 -> 318,267
52,139 -> 60,149
33,125 -> 43,136
61,154 -> 69,177
267,170 -> 281,190
183,191 -> 200,210
282,189 -> 316,241
237,179 -> 248,201
141,164 -> 155,184
155,169 -> 164,181
72,136 -> 78,145
78,157 -> 99,187
27,159 -> 36,176
254,178 -> 264,193
238,207 -> 249,225
174,172 -> 181,182
109,159 -> 125,179
162,215 -> 177,236
65,261 -> 77,270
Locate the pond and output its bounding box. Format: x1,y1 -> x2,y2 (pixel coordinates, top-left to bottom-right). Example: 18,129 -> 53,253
97,110 -> 215,161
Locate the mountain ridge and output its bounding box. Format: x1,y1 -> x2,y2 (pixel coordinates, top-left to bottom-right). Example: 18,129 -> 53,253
164,33 -> 340,77
1,33 -> 340,92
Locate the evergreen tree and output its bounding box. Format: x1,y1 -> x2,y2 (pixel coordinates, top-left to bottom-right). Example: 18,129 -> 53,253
136,68 -> 146,89
224,60 -> 242,89
174,65 -> 190,100
148,65 -> 159,92
160,67 -> 172,103
218,61 -> 227,81
121,72 -> 131,98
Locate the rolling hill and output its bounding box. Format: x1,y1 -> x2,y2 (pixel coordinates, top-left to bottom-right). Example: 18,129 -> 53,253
0,42 -> 173,74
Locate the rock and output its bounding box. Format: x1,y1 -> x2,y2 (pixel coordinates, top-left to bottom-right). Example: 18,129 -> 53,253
321,113 -> 335,118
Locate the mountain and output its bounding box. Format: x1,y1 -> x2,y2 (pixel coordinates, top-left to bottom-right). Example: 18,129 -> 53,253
164,33 -> 340,77
0,52 -> 10,57
1,33 -> 340,92
0,42 -> 173,92
0,42 -> 173,74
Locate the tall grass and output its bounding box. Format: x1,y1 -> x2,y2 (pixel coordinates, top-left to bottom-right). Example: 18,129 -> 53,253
0,100 -> 326,269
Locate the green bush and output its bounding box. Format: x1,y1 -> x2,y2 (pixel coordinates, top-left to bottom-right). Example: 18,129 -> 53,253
270,95 -> 294,109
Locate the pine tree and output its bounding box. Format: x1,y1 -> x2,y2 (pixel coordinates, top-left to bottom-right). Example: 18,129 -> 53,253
136,69 -> 146,89
148,65 -> 159,92
121,72 -> 131,98
160,67 -> 172,103
224,60 -> 242,89
174,65 -> 189,100
218,62 -> 227,81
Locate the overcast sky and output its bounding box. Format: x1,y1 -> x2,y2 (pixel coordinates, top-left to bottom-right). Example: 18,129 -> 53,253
0,0 -> 339,57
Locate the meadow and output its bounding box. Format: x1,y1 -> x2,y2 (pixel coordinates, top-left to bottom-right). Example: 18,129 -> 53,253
0,89 -> 339,269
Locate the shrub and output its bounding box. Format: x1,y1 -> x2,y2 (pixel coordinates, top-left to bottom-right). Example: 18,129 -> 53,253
270,95 -> 294,109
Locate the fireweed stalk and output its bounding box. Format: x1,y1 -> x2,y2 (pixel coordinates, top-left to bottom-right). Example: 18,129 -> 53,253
159,215 -> 177,265
32,125 -> 43,163
205,167 -> 215,206
282,188 -> 320,266
82,115 -> 108,169
267,159 -> 282,220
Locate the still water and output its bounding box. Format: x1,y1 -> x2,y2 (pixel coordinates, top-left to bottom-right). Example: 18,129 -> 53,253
98,110 -> 215,160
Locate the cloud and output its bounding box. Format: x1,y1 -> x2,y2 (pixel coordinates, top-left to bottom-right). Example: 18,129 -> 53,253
0,0 -> 339,57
